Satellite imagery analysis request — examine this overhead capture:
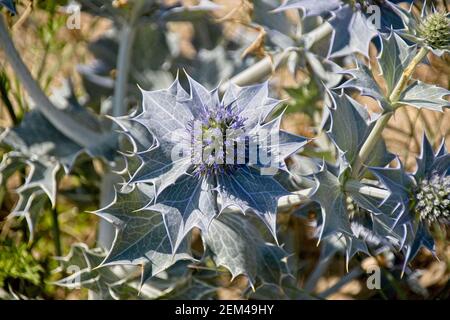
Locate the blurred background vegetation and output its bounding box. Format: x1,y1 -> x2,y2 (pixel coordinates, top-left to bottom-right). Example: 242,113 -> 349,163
0,0 -> 449,299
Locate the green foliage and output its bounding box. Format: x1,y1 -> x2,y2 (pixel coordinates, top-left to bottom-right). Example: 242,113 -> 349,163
284,81 -> 320,118
0,242 -> 43,288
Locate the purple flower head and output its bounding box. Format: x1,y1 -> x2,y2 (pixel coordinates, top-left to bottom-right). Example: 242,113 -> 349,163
112,73 -> 310,253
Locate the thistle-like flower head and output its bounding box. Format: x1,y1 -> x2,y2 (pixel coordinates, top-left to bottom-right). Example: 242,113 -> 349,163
113,74 -> 309,253
414,175 -> 450,225
370,134 -> 449,268
410,134 -> 450,225
186,99 -> 247,178
417,11 -> 450,51
398,5 -> 450,55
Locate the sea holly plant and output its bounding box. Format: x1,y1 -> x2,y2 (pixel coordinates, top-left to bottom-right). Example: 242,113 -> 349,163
274,0 -> 410,58
307,90 -> 396,266
338,27 -> 450,178
370,134 -> 450,273
0,0 -> 220,240
0,0 -> 450,300
104,74 -> 309,262
396,2 -> 450,56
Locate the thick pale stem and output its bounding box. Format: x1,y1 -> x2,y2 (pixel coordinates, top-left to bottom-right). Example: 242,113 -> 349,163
221,184 -> 388,214
301,22 -> 333,50
113,25 -> 137,117
219,22 -> 333,91
351,112 -> 392,177
351,47 -> 429,177
219,51 -> 290,92
0,15 -> 102,147
345,179 -> 390,199
112,1 -> 145,117
388,47 -> 429,104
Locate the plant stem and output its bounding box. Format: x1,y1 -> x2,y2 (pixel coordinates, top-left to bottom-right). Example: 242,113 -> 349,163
219,50 -> 291,92
388,47 -> 429,104
351,47 -> 429,178
113,25 -> 137,117
345,179 -> 390,199
301,22 -> 333,50
0,15 -> 102,147
51,206 -> 62,257
351,112 -> 393,177
112,1 -> 145,118
220,183 -> 389,214
220,22 -> 333,91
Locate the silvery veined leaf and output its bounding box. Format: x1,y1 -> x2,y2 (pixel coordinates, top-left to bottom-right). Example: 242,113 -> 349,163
94,184 -> 193,282
310,164 -> 352,241
401,223 -> 435,273
116,74 -> 309,253
338,32 -> 417,111
0,0 -> 15,14
304,52 -> 343,88
127,77 -> 192,193
310,162 -> 397,264
202,213 -> 290,288
2,80 -> 117,171
217,166 -> 290,242
249,113 -> 311,172
78,1 -> 220,105
221,81 -> 280,130
7,188 -> 47,242
325,90 -> 394,169
274,0 -> 408,58
0,81 -> 117,236
112,112 -> 156,155
417,136 -> 450,178
148,174 -> 216,254
410,134 -> 449,192
397,81 -> 450,111
55,243 -> 141,300
249,1 -> 343,87
339,31 -> 449,113
327,6 -> 378,58
314,202 -> 404,271
337,60 -> 390,110
0,157 -> 46,240
378,32 -> 417,98
370,163 -> 413,207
